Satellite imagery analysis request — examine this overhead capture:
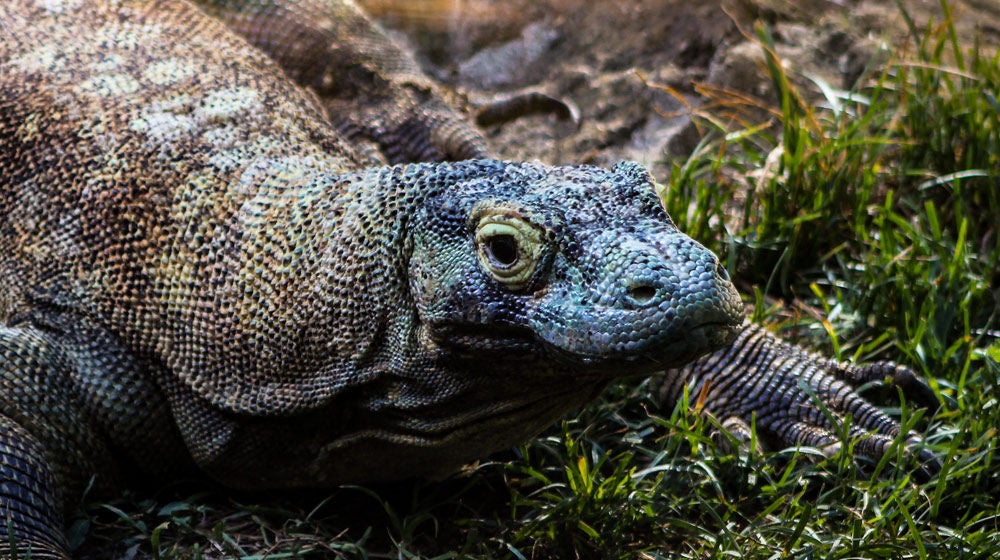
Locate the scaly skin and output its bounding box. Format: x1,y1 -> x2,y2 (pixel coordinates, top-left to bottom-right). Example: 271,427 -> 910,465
0,1 -> 937,558
199,0 -> 492,163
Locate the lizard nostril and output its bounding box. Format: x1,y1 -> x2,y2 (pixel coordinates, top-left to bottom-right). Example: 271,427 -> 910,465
626,282 -> 658,307
716,262 -> 730,282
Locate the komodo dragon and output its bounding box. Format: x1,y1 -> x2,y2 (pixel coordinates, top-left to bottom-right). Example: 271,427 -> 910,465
0,0 -> 940,557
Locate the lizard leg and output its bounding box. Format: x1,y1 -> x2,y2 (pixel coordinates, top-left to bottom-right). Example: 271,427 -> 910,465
0,325 -> 117,560
0,416 -> 67,560
196,0 -> 491,163
659,322 -> 942,480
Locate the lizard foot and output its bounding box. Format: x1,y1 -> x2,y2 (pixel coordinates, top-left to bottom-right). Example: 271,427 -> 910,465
660,322 -> 943,481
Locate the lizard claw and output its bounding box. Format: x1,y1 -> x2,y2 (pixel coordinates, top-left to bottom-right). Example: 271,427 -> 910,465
659,322 -> 943,480
475,91 -> 581,128
815,359 -> 942,412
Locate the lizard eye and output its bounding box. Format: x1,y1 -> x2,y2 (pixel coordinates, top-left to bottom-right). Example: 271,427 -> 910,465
483,234 -> 520,268
475,217 -> 543,291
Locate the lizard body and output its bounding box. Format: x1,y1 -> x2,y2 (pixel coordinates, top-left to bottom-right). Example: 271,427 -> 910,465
0,1 -> 936,558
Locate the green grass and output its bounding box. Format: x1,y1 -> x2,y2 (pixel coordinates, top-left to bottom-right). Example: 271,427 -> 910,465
75,4 -> 999,559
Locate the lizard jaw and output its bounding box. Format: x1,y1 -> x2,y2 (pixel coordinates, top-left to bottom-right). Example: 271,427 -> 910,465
534,314 -> 744,376
424,312 -> 742,379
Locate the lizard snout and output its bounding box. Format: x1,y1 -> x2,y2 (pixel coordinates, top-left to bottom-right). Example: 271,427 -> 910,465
612,234 -> 734,314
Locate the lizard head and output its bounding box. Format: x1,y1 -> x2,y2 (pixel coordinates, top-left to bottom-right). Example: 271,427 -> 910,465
408,160 -> 744,378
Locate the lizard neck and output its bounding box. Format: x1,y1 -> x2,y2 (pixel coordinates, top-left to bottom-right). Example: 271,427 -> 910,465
164,161 -> 452,415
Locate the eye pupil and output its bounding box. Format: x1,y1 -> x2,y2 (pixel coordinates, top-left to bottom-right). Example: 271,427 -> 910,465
474,216 -> 541,291
485,235 -> 519,267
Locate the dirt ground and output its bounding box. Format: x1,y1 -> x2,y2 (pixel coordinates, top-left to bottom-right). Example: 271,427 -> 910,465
359,0 -> 1000,179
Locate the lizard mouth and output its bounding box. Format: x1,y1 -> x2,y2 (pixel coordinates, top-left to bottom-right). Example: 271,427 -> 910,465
537,319 -> 741,376
428,317 -> 740,377
527,293 -> 744,370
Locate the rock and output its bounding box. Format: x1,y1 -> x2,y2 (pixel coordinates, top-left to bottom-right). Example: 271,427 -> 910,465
458,22 -> 561,90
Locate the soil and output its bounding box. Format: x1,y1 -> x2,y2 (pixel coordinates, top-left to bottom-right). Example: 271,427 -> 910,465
359,0 -> 1000,180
